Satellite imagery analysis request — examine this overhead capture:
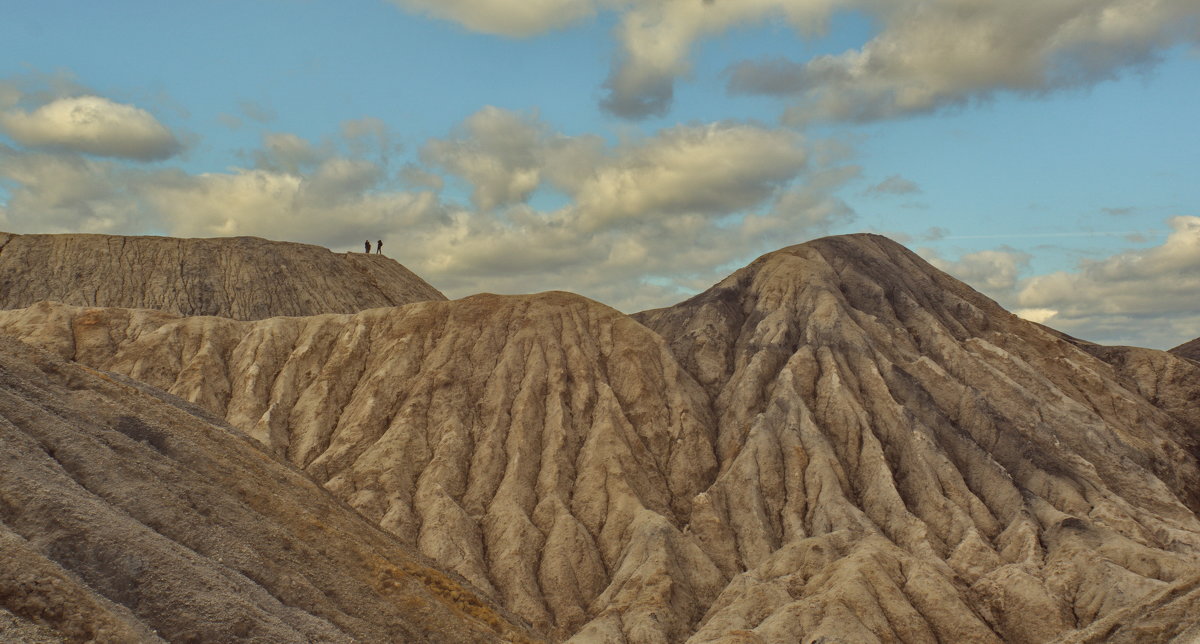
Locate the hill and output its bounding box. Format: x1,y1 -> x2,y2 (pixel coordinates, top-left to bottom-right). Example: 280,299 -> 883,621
0,231 -> 445,320
0,335 -> 537,643
2,233 -> 1199,642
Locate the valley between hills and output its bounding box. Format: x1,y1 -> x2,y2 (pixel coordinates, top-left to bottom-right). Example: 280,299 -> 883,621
2,230 -> 1199,643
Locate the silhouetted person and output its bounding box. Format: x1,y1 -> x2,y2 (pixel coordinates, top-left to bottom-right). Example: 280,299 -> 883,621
364,240 -> 371,253
376,239 -> 382,255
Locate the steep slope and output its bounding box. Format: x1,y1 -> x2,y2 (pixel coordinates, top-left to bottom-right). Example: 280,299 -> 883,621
0,335 -> 537,643
0,293 -> 726,642
635,233 -> 1200,643
4,234 -> 1200,642
0,231 -> 445,319
1171,336 -> 1200,362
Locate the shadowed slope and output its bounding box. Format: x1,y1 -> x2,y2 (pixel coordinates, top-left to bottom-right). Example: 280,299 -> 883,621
1171,336 -> 1200,362
0,231 -> 445,320
0,336 -> 537,643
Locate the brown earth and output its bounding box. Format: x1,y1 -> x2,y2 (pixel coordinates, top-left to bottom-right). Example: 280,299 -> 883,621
2,232 -> 1199,642
1170,336 -> 1200,362
0,336 -> 539,643
0,231 -> 445,320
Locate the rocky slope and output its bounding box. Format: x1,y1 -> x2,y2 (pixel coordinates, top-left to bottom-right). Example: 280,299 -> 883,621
0,231 -> 445,320
2,233 -> 1199,642
0,335 -> 538,643
1171,336 -> 1200,362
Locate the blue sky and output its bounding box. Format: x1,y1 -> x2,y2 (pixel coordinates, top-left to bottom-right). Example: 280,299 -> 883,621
1,0 -> 1198,348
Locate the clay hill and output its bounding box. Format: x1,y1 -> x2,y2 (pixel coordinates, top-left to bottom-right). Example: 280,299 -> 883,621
2,231 -> 1200,643
0,232 -> 445,320
1172,337 -> 1200,362
0,335 -> 537,643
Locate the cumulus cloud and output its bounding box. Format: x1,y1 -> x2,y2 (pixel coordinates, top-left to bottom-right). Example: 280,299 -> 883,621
864,174 -> 921,197
387,0 -> 1200,121
742,0 -> 1200,123
1,95 -> 181,160
405,110 -> 851,309
1015,216 -> 1200,348
572,122 -> 808,231
924,247 -> 1032,294
0,109 -> 856,312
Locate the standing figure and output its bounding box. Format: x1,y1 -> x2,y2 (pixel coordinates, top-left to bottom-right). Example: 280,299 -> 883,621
376,239 -> 383,255
365,240 -> 371,253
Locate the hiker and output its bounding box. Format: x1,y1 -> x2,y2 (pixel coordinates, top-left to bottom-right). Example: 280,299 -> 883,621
364,240 -> 371,253
376,239 -> 382,255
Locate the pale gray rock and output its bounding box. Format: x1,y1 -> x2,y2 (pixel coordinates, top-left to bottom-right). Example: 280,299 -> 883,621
0,231 -> 445,320
3,232 -> 1200,642
0,336 -> 539,643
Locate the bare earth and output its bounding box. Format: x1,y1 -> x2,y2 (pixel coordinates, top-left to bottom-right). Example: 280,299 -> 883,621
1,232 -> 1199,642
0,231 -> 445,320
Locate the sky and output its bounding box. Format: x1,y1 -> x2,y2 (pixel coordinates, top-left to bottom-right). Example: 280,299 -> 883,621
1,1 -> 1198,349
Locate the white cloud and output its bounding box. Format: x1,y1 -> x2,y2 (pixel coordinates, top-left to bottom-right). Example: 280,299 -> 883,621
1015,216 -> 1200,347
0,96 -> 181,160
422,107 -> 556,211
741,0 -> 1200,123
389,0 -> 598,37
924,247 -> 1032,294
386,0 -> 1200,121
1014,308 -> 1059,324
572,122 -> 809,231
0,110 -> 855,312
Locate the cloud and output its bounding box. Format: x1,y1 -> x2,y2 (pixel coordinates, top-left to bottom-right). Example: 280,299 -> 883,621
1015,216 -> 1200,347
388,0 -> 598,37
571,122 -> 809,231
924,247 -> 1032,293
387,0 -> 1199,122
750,0 -> 1200,123
238,100 -> 276,124
0,110 -> 856,312
422,107 -> 557,211
404,111 -> 852,309
864,174 -> 921,197
253,132 -> 329,173
1,95 -> 181,160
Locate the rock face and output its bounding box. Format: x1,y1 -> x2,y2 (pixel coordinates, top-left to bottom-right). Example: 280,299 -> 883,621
1171,336 -> 1200,362
2,232 -> 1199,642
0,231 -> 445,320
0,336 -> 538,643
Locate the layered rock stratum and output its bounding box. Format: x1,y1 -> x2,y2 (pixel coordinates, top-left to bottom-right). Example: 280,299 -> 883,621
2,232 -> 1199,643
0,231 -> 445,320
0,336 -> 537,643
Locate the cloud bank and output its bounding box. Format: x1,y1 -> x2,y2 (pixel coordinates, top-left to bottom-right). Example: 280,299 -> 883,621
385,0 -> 1200,122
0,105 -> 855,312
1,95 -> 181,160
1015,216 -> 1200,348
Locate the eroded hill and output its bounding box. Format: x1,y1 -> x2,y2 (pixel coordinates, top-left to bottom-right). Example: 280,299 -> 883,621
0,231 -> 445,320
0,336 -> 539,643
2,233 -> 1199,642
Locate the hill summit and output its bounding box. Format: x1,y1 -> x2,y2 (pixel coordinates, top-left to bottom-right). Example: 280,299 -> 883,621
0,232 -> 445,320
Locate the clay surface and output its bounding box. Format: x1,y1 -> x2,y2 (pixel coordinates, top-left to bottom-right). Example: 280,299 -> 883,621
2,232 -> 1199,642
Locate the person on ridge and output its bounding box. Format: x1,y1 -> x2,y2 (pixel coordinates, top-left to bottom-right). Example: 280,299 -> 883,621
364,240 -> 371,253
376,239 -> 382,255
